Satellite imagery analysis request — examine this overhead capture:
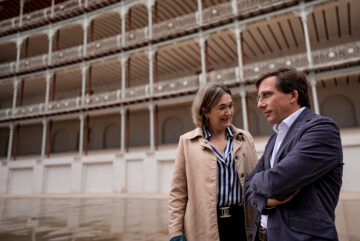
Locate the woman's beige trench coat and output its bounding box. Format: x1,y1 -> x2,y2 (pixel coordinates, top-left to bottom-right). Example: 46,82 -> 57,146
169,125 -> 259,241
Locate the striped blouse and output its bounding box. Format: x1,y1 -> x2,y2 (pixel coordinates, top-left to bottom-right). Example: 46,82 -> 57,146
203,127 -> 242,207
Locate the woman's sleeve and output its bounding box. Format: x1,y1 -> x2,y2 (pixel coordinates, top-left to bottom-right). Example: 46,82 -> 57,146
168,136 -> 188,239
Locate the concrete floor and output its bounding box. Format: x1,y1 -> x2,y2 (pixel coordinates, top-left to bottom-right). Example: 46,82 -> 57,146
0,195 -> 359,241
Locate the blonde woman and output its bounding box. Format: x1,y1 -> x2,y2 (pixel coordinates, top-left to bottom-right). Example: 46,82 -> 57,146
169,82 -> 258,241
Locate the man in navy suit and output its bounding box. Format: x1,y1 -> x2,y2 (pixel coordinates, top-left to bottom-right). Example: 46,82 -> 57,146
245,67 -> 343,241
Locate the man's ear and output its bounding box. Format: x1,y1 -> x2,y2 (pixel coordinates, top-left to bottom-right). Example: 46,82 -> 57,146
290,90 -> 299,104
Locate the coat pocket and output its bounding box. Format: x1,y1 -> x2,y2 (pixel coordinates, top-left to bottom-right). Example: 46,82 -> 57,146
288,211 -> 337,239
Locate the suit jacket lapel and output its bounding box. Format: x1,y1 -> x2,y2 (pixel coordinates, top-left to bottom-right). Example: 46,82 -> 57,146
264,134 -> 276,170
273,108 -> 313,165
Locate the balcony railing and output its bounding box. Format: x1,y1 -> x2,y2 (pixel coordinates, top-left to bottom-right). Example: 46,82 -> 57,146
18,54 -> 48,73
52,0 -> 82,21
1,40 -> 359,121
0,0 -> 308,76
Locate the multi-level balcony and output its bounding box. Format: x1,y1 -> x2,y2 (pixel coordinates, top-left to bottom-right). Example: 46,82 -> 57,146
0,0 -> 303,77
0,39 -> 359,122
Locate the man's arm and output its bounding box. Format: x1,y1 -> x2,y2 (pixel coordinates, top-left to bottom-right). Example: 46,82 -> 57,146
249,118 -> 342,199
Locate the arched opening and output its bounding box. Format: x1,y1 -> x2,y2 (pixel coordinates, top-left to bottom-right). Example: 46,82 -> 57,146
162,117 -> 183,144
321,95 -> 357,128
52,129 -> 68,153
103,124 -> 120,149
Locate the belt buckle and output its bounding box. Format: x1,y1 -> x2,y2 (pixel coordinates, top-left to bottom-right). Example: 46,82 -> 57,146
219,207 -> 231,218
258,227 -> 267,241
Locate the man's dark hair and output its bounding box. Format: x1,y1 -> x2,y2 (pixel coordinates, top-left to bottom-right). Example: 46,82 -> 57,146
256,67 -> 311,108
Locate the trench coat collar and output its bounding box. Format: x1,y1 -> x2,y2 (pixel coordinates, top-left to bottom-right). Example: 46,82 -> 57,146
185,125 -> 246,151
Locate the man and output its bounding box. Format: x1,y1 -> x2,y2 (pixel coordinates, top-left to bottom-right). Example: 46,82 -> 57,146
245,67 -> 343,241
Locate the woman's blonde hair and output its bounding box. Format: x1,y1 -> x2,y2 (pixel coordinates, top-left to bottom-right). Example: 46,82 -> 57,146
191,82 -> 232,128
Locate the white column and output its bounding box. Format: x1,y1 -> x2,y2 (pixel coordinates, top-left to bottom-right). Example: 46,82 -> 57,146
240,86 -> 249,131
47,29 -> 54,66
299,3 -> 313,67
51,0 -> 55,18
121,9 -> 126,47
79,114 -> 84,156
232,0 -> 238,16
45,72 -> 51,110
12,79 -> 19,112
197,35 -> 207,85
7,124 -> 14,161
148,48 -> 154,95
309,73 -> 320,114
121,55 -> 128,99
82,19 -> 89,58
41,119 -> 48,158
148,0 -> 155,40
19,0 -> 24,26
149,102 -> 155,152
197,0 -> 203,25
81,65 -> 87,105
120,107 -> 126,153
234,25 -> 244,82
16,38 -> 22,72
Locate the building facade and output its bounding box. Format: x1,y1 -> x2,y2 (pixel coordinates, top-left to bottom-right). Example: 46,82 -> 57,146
0,0 -> 359,195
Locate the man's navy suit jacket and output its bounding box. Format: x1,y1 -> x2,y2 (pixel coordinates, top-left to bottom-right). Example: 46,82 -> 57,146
245,108 -> 343,241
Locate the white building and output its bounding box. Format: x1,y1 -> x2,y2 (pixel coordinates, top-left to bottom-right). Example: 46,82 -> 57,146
0,0 -> 359,195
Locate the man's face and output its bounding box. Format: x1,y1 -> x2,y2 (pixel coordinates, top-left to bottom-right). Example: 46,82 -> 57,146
257,76 -> 296,125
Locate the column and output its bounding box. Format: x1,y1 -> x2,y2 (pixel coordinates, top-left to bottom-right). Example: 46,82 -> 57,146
41,119 -> 48,158
234,25 -> 245,82
19,0 -> 24,26
197,0 -> 203,25
84,115 -> 89,155
12,79 -> 19,112
240,86 -> 249,131
121,9 -> 126,47
51,0 -> 55,18
148,48 -> 154,95
7,124 -> 14,161
299,3 -> 313,67
120,107 -> 126,153
121,55 -> 128,99
47,29 -> 54,66
309,73 -> 320,114
198,35 -> 208,85
79,114 -> 84,156
16,38 -> 22,72
81,65 -> 87,105
149,102 -> 155,152
147,0 -> 155,40
45,72 -> 52,110
46,120 -> 52,158
82,18 -> 89,58
232,0 -> 238,16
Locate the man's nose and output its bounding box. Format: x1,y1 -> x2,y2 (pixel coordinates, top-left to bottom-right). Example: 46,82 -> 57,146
257,100 -> 265,109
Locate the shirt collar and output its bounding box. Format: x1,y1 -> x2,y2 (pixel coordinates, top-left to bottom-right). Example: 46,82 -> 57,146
203,127 -> 233,141
273,107 -> 305,134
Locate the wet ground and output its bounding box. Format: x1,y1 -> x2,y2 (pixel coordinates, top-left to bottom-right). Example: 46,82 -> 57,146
0,196 -> 359,241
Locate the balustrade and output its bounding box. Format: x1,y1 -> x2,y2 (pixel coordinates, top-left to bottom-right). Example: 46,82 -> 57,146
12,103 -> 44,118
203,2 -> 235,26
84,90 -> 121,108
19,54 -> 48,73
51,46 -> 84,66
124,28 -> 148,48
152,75 -> 199,97
87,35 -> 121,58
47,97 -> 81,114
52,0 -> 83,20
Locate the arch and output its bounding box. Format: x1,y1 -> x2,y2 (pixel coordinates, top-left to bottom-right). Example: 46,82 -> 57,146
52,129 -> 68,153
321,95 -> 357,128
162,117 -> 183,144
0,42 -> 16,64
89,12 -> 122,42
54,23 -> 84,50
126,3 -> 148,31
20,33 -> 49,59
103,124 -> 120,149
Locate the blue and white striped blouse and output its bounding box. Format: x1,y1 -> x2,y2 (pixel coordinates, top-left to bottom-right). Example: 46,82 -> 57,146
203,127 -> 242,207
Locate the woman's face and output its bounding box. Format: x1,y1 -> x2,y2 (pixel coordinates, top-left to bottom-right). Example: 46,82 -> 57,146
205,93 -> 233,132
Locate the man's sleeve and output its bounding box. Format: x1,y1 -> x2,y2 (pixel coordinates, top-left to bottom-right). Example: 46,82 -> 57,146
248,118 -> 342,199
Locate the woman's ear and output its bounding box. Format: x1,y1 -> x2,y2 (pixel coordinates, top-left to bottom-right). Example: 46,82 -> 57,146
201,107 -> 208,117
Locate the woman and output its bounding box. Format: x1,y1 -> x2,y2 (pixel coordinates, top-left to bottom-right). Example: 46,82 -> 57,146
168,82 -> 258,241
